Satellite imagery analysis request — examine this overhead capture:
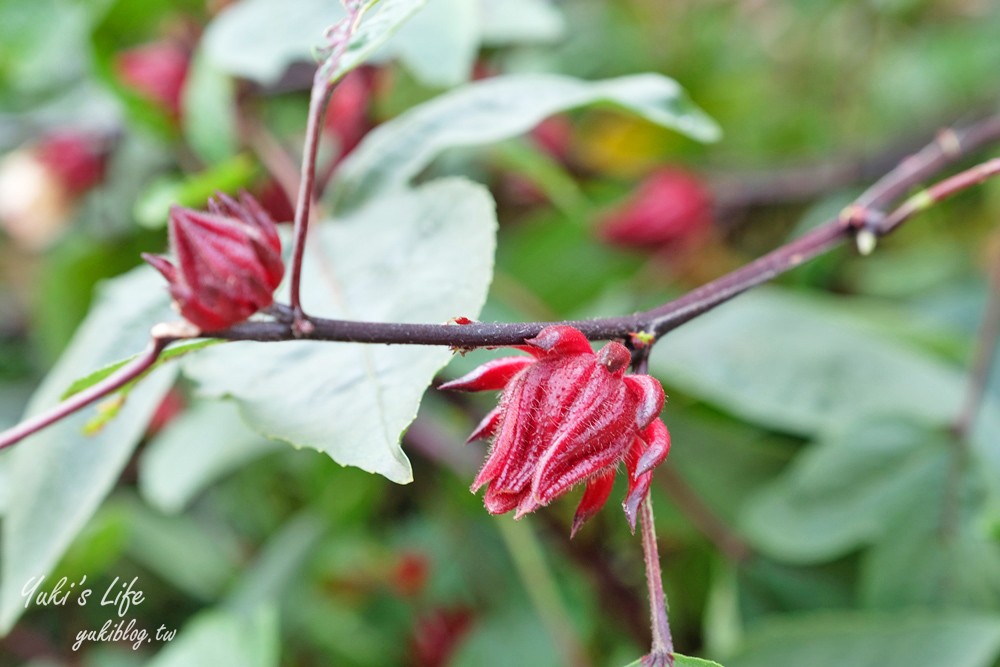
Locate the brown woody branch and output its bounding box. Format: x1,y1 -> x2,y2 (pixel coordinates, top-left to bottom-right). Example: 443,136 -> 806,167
1,118 -> 998,452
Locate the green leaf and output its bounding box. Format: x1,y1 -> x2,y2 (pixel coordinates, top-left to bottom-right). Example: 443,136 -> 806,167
201,0 -> 560,89
619,655 -> 724,667
665,410 -> 794,527
60,339 -> 221,400
726,612 -> 1000,667
182,49 -> 239,164
202,0 -> 345,86
651,289 -> 967,438
388,0 -> 566,87
223,512 -> 327,613
740,417 -> 948,563
183,178 -> 497,483
330,73 -> 721,213
146,606 -> 279,667
451,604 -> 564,667
858,450 -> 1000,609
134,154 -> 258,228
477,0 -> 565,46
117,496 -> 239,600
675,657 -> 726,667
139,400 -> 282,513
202,0 -> 426,87
389,0 -> 477,87
326,0 -> 429,85
0,266 -> 177,633
741,412 -> 1000,608
0,0 -> 93,95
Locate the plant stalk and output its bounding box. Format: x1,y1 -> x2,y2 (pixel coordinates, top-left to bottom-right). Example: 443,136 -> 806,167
640,495 -> 674,667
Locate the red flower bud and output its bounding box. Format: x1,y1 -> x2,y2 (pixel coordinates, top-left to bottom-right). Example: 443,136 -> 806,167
531,116 -> 574,164
115,42 -> 190,119
323,68 -> 376,160
440,325 -> 671,535
142,192 -> 284,332
408,606 -> 475,667
0,131 -> 108,250
34,132 -> 108,196
598,168 -> 712,248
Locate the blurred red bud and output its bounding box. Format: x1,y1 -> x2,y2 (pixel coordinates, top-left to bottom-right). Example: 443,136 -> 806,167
34,132 -> 108,196
408,606 -> 475,667
390,551 -> 430,598
0,131 -> 108,250
598,168 -> 713,248
324,68 -> 376,159
146,389 -> 186,438
531,116 -> 574,164
115,42 -> 190,119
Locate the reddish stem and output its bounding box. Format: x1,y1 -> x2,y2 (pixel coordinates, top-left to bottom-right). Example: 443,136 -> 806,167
287,4 -> 367,329
288,76 -> 334,327
639,495 -> 674,667
0,338 -> 171,452
1,122 -> 999,452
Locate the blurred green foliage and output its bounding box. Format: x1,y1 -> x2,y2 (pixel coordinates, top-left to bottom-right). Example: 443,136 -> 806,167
1,0 -> 1000,666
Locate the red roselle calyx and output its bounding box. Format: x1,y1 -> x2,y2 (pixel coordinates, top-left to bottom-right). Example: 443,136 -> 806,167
440,325 -> 671,535
142,192 -> 284,332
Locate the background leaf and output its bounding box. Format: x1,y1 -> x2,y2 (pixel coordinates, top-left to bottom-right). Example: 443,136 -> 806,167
388,0 -> 477,88
202,0 -> 427,87
139,400 -> 282,514
651,289 -> 969,439
477,0 -> 565,46
327,0 -> 430,85
183,178 -> 496,483
145,606 -> 280,667
725,613 -> 1000,667
200,0 -> 562,88
329,72 -> 721,212
202,0 -> 344,86
0,266 -> 176,633
181,50 -> 238,164
740,417 -> 949,563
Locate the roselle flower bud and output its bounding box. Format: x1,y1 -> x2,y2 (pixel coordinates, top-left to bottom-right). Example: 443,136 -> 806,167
142,192 -> 284,332
598,168 -> 713,248
440,325 -> 671,535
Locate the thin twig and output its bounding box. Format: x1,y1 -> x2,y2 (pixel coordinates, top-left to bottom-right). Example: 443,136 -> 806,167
881,158 -> 1000,234
287,3 -> 368,328
639,495 -> 674,667
288,77 -> 335,327
0,336 -> 173,452
1,121 -> 999,452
